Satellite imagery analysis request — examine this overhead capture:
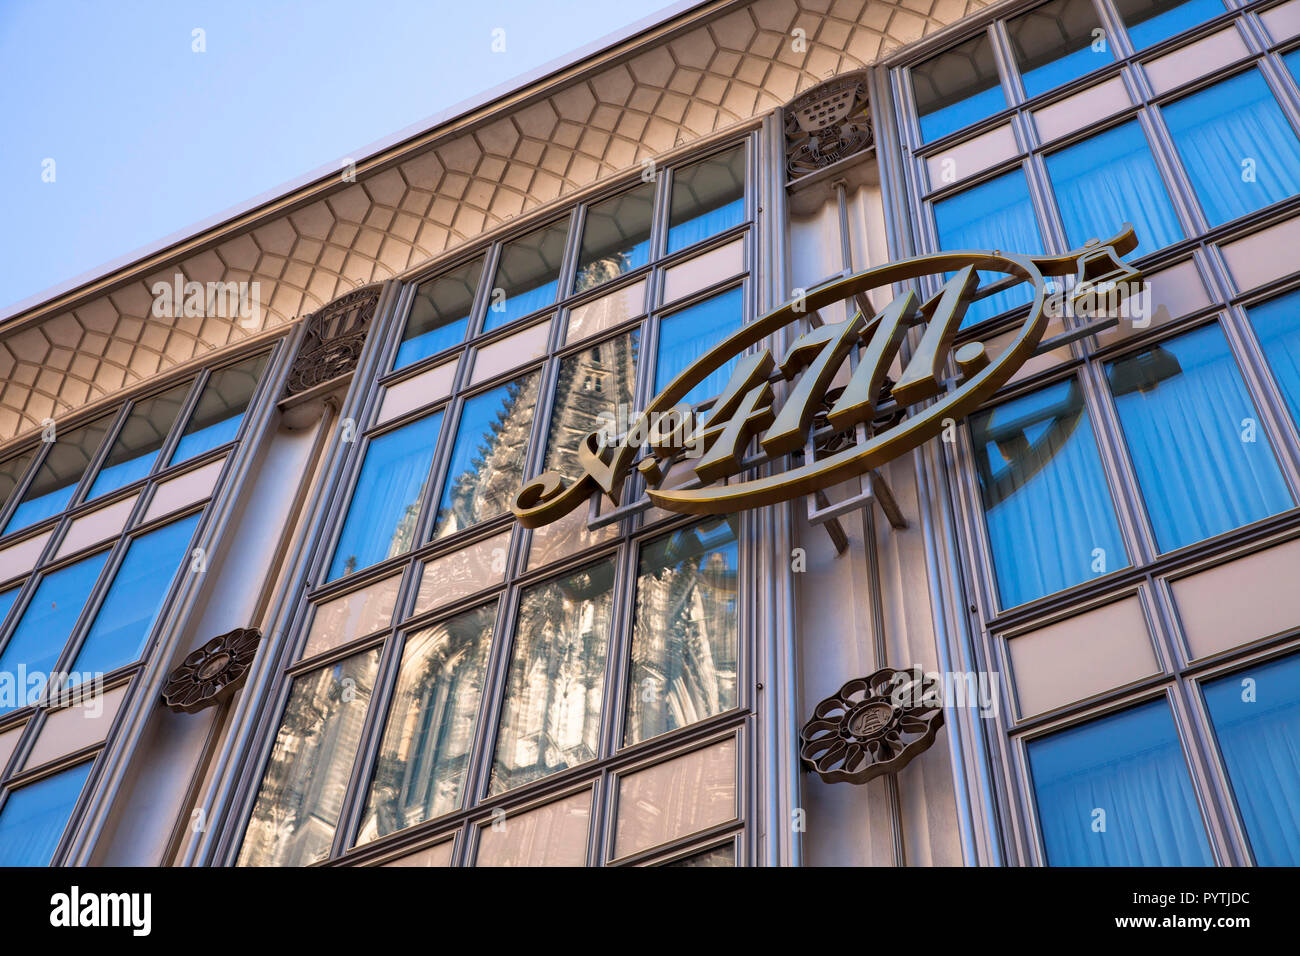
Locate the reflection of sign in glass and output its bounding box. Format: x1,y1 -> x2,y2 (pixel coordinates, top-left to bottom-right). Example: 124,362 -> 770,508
512,227 -> 1141,527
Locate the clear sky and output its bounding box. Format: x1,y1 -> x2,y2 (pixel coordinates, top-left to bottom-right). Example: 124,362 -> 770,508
0,0 -> 679,315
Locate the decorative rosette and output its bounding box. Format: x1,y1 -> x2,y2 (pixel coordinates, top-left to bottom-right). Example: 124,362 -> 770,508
800,666 -> 944,784
162,627 -> 262,714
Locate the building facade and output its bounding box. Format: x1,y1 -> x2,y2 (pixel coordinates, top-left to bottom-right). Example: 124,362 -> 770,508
1,0 -> 1299,867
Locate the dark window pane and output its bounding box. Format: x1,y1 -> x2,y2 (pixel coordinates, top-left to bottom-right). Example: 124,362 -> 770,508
1162,70 -> 1300,227
1247,290 -> 1300,427
397,257 -> 482,369
574,184 -> 655,293
1027,699 -> 1214,865
357,602 -> 495,843
666,148 -> 745,254
655,286 -> 743,407
545,331 -> 639,481
490,561 -> 614,793
1115,0 -> 1224,50
170,352 -> 268,465
1009,0 -> 1110,98
1203,653 -> 1300,865
0,761 -> 93,866
1106,322 -> 1292,551
1045,120 -> 1182,253
237,648 -> 380,866
970,379 -> 1128,607
484,219 -> 570,332
328,411 -> 444,581
625,516 -> 739,745
912,32 -> 1005,143
664,843 -> 735,866
0,449 -> 36,521
3,416 -> 114,534
87,383 -> 190,501
0,550 -> 108,713
434,372 -> 541,539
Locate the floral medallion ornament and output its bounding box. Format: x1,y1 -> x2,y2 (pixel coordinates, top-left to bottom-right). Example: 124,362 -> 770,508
162,627 -> 262,714
800,667 -> 944,784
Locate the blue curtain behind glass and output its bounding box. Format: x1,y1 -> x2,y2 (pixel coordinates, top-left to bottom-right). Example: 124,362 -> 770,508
1162,70 -> 1300,227
666,199 -> 744,255
0,761 -> 93,865
395,314 -> 470,370
971,380 -> 1128,608
655,286 -> 744,407
0,587 -> 18,630
1123,0 -> 1225,50
932,169 -> 1044,327
1106,322 -> 1292,551
1028,699 -> 1215,865
918,84 -> 1006,143
1247,290 -> 1300,428
70,512 -> 201,680
1203,653 -> 1300,865
327,412 -> 444,581
1046,120 -> 1183,254
1021,45 -> 1110,99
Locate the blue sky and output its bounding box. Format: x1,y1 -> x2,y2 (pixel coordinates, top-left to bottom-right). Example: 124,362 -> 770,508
0,0 -> 678,315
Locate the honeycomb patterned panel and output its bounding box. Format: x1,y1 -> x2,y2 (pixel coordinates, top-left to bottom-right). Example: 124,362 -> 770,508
0,0 -> 990,445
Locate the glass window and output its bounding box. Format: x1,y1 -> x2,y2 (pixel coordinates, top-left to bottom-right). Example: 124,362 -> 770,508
357,602 -> 495,843
1045,120 -> 1183,253
1287,49 -> 1300,86
932,169 -> 1045,327
327,411 -> 444,581
0,588 -> 18,628
912,32 -> 1005,143
1162,70 -> 1300,228
1247,290 -> 1300,427
0,760 -> 93,866
574,184 -> 655,293
0,449 -> 36,522
484,218 -> 570,332
490,560 -> 615,794
666,148 -> 745,254
397,257 -> 483,369
0,551 -> 108,714
1115,0 -> 1225,50
433,371 -> 541,539
1106,322 -> 1292,552
1202,653 -> 1300,865
70,512 -> 201,679
1027,698 -> 1214,865
1008,0 -> 1111,98
86,383 -> 190,501
544,331 -> 640,482
237,648 -> 380,867
3,416 -> 114,535
625,517 -> 739,745
664,842 -> 735,867
655,286 -> 744,407
169,352 -> 268,465
970,379 -> 1128,607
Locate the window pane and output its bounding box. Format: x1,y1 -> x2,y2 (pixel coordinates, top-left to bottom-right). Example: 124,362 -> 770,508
544,331 -> 640,481
86,383 -> 190,501
169,352 -> 268,465
397,257 -> 482,369
70,512 -> 201,679
433,372 -> 541,539
3,416 -> 114,534
0,760 -> 93,866
1027,699 -> 1214,865
0,449 -> 36,521
1045,120 -> 1182,253
664,842 -> 735,867
328,412 -> 443,581
574,184 -> 655,293
932,169 -> 1044,327
970,379 -> 1128,607
237,648 -> 380,866
357,603 -> 495,843
0,551 -> 108,714
1009,0 -> 1110,98
666,147 -> 745,254
1203,653 -> 1300,865
625,516 -> 739,745
655,286 -> 743,407
1106,322 -> 1292,551
1115,0 -> 1224,50
0,587 -> 19,629
490,560 -> 614,794
1162,70 -> 1300,228
484,218 -> 570,332
1247,290 -> 1300,427
912,32 -> 1005,143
